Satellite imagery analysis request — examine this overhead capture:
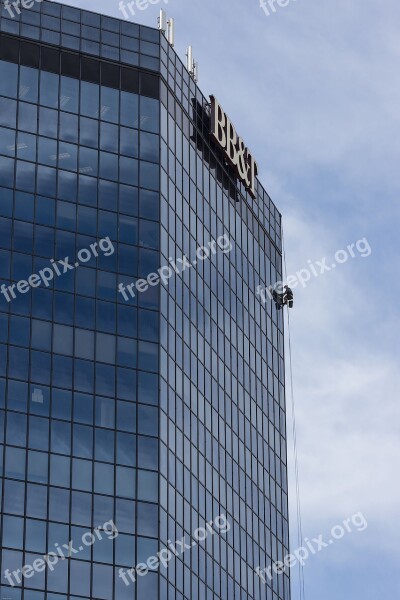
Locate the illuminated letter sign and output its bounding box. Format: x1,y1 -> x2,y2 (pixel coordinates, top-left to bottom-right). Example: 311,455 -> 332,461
210,95 -> 258,199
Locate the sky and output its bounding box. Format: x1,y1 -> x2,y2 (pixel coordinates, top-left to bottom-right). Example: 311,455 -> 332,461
53,0 -> 400,598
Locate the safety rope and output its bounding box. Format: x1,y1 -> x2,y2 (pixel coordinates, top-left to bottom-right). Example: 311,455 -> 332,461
282,229 -> 306,600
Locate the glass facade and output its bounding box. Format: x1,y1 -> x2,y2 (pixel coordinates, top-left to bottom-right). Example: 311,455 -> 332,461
0,2 -> 289,600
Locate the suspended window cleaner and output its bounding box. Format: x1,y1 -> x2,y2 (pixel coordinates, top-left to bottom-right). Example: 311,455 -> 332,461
272,285 -> 294,310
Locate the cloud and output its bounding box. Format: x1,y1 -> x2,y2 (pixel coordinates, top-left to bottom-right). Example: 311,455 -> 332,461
283,210 -> 400,557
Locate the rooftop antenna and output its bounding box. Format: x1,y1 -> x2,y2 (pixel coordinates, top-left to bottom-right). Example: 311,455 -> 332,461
167,18 -> 174,47
186,46 -> 198,83
157,9 -> 167,33
158,10 -> 174,47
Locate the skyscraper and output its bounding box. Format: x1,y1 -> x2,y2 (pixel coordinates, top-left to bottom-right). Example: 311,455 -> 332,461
0,2 -> 290,600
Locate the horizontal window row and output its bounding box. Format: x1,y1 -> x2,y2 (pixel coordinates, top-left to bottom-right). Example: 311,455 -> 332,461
2,478 -> 157,535
0,124 -> 159,163
0,272 -> 160,313
2,517 -> 155,569
1,421 -> 158,470
0,72 -> 159,131
0,302 -> 158,336
0,36 -> 160,97
0,294 -> 156,334
0,557 -> 158,599
0,322 -> 158,364
1,14 -> 159,55
0,447 -> 158,500
2,1 -> 158,40
0,96 -> 158,139
0,373 -> 158,415
0,251 -> 159,290
0,212 -> 159,244
1,395 -> 157,433
0,350 -> 156,397
0,26 -> 159,72
0,184 -> 160,220
0,155 -> 159,190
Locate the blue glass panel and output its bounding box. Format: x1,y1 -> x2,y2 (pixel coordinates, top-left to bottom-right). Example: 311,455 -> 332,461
120,91 -> 138,128
81,82 -> 99,119
0,157 -> 15,188
27,450 -> 48,483
60,112 -> 78,143
116,400 -> 136,433
3,480 -> 25,515
75,296 -> 95,328
60,76 -> 79,113
0,97 -> 17,128
15,159 -> 35,192
58,170 -> 78,202
28,416 -> 49,451
26,483 -> 47,518
19,66 -> 38,103
25,519 -> 46,552
9,315 -> 30,346
35,196 -> 55,226
52,354 -> 73,388
120,127 -> 138,158
2,515 -> 24,549
140,161 -> 159,191
137,404 -> 157,435
95,395 -> 114,428
0,187 -> 13,217
15,191 -> 34,222
79,147 -> 98,177
120,156 -> 138,187
54,291 -> 74,325
50,454 -> 71,488
49,487 -> 70,522
94,461 -> 113,495
73,424 -> 93,458
116,367 -> 136,402
39,107 -> 58,138
0,60 -> 18,98
37,165 -> 57,197
139,97 -> 159,133
116,431 -> 135,466
98,179 -> 117,211
101,87 -> 119,124
137,436 -> 158,469
40,71 -> 59,109
78,174 -> 97,207
6,412 -> 27,446
136,502 -> 158,537
30,351 -> 51,385
0,126 -> 16,157
137,470 -> 157,502
99,151 -> 118,181
74,358 -> 94,393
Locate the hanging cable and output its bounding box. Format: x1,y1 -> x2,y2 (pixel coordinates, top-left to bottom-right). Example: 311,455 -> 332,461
282,228 -> 306,600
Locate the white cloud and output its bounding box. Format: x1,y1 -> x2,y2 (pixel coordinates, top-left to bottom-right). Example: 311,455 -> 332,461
283,210 -> 400,556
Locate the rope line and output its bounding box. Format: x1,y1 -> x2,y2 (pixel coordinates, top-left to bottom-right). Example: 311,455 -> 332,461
282,229 -> 305,600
